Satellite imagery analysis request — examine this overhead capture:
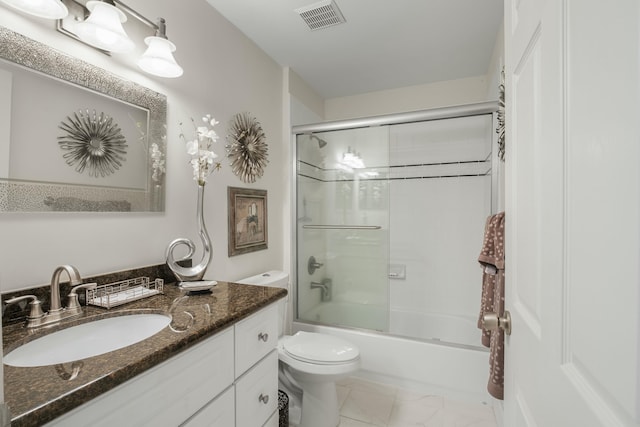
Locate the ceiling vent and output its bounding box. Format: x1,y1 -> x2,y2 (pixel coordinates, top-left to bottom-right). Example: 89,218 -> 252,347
295,0 -> 346,31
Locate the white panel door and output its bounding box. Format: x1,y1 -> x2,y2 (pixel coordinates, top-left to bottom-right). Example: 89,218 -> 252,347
504,0 -> 640,426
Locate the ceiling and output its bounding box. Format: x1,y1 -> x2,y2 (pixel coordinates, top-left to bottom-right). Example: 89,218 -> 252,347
204,0 -> 504,99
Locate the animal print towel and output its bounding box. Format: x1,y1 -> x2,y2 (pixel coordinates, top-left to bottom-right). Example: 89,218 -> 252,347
477,211 -> 505,400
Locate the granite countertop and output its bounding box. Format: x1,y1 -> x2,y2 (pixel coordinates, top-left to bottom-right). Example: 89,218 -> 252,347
2,280 -> 287,427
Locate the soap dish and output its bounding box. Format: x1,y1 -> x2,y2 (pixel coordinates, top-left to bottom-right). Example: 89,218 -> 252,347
179,280 -> 218,293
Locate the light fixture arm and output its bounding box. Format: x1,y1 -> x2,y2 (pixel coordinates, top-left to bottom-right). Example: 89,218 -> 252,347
155,17 -> 168,38
110,0 -> 150,26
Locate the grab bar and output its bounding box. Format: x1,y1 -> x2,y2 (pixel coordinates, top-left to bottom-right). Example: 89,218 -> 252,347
302,225 -> 381,230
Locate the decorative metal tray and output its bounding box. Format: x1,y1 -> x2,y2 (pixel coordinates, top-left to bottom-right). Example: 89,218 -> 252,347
86,277 -> 163,309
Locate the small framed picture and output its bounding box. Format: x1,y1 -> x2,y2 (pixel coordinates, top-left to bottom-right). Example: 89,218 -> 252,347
228,187 -> 268,256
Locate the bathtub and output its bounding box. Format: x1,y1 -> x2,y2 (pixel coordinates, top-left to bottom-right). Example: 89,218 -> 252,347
301,301 -> 482,346
389,309 -> 480,347
295,302 -> 492,402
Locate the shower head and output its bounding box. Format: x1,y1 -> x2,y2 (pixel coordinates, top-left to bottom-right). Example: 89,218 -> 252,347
310,134 -> 327,149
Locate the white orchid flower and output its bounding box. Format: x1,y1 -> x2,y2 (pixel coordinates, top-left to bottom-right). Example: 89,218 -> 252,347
202,114 -> 219,127
201,149 -> 219,160
185,140 -> 199,155
181,113 -> 222,184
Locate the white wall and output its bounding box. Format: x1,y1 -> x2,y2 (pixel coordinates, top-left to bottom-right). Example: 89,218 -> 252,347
485,22 -> 505,102
485,22 -> 505,213
288,68 -> 324,126
0,0 -> 286,291
325,75 -> 490,121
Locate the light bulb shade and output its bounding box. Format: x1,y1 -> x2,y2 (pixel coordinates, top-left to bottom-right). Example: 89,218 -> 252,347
74,1 -> 134,53
138,36 -> 183,78
0,0 -> 68,19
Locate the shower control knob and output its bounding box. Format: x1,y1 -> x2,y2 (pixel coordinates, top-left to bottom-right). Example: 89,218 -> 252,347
482,310 -> 512,335
308,256 -> 324,275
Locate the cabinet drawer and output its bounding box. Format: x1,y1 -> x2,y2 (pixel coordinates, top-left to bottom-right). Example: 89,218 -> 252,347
181,386 -> 234,427
235,303 -> 278,376
235,350 -> 278,427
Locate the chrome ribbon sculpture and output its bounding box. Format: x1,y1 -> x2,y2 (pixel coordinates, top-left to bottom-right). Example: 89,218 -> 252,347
165,184 -> 212,282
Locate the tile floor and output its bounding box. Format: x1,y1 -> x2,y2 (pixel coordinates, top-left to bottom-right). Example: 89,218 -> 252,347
335,377 -> 497,427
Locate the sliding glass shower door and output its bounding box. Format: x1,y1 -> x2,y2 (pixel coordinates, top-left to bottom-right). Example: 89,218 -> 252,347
296,126 -> 390,331
294,103 -> 497,346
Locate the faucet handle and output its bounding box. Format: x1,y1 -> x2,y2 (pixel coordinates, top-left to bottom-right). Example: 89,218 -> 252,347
5,295 -> 45,320
66,283 -> 97,314
308,256 -> 324,275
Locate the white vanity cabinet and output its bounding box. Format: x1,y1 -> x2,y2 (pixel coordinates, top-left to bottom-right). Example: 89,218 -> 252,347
45,302 -> 280,427
188,302 -> 279,427
180,386 -> 235,427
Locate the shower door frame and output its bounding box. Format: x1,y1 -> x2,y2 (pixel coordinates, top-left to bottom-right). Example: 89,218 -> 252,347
291,101 -> 500,334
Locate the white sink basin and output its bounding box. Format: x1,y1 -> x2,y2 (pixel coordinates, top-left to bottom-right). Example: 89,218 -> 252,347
4,313 -> 171,367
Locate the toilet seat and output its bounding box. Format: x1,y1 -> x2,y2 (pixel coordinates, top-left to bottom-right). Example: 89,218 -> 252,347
281,331 -> 359,365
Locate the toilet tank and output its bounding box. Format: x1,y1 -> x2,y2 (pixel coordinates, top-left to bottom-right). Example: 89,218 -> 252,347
235,271 -> 289,337
235,271 -> 289,289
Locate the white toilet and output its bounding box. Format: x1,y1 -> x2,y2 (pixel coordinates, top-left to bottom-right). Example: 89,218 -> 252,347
237,271 -> 360,427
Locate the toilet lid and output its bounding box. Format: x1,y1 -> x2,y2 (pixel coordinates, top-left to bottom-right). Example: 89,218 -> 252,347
282,331 -> 359,364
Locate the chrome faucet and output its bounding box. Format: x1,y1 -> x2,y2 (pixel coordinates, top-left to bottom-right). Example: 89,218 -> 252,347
49,265 -> 83,315
4,265 -> 96,328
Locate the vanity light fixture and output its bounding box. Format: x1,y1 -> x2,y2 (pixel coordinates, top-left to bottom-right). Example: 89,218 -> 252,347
0,0 -> 185,78
74,0 -> 134,53
0,0 -> 68,19
138,18 -> 183,78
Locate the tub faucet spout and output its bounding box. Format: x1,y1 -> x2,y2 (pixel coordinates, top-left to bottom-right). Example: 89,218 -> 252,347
310,279 -> 332,302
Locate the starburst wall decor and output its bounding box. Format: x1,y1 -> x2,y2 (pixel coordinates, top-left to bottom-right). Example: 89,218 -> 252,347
58,109 -> 128,178
226,112 -> 268,183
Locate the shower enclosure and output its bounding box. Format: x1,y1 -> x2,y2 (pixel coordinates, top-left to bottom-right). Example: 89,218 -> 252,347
293,102 -> 498,348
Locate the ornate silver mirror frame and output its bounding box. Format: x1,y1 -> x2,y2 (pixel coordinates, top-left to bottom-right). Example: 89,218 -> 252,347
0,26 -> 167,212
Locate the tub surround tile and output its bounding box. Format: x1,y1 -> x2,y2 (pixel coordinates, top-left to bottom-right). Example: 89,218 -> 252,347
2,272 -> 287,427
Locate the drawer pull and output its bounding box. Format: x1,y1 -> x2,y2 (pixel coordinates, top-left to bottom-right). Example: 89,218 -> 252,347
258,393 -> 269,404
258,332 -> 269,342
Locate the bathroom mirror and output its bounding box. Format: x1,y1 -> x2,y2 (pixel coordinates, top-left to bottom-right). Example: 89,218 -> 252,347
0,26 -> 167,212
